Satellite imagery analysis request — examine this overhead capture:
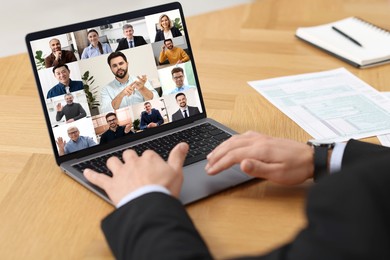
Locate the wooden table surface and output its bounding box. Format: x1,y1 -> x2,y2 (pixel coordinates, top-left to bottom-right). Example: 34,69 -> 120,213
1,0 -> 390,259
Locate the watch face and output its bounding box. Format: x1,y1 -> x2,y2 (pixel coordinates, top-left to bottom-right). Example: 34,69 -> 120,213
307,140 -> 336,148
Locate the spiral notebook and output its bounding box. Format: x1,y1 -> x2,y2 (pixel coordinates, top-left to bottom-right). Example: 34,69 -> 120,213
296,17 -> 390,68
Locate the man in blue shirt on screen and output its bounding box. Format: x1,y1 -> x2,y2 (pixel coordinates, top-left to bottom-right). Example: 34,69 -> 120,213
46,64 -> 84,99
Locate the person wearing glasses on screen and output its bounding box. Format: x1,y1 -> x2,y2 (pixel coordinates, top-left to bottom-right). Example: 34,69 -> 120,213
159,39 -> 190,65
169,67 -> 196,94
56,126 -> 96,156
81,29 -> 112,59
154,14 -> 182,42
99,112 -> 134,145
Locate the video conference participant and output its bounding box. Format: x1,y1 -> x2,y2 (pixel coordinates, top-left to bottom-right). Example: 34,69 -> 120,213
81,29 -> 112,59
100,112 -> 134,145
159,39 -> 190,65
45,38 -> 77,68
56,93 -> 87,123
140,102 -> 164,130
56,126 -> 96,156
47,64 -> 84,99
115,24 -> 147,51
169,67 -> 196,94
100,52 -> 158,113
171,92 -> 200,121
154,14 -> 182,42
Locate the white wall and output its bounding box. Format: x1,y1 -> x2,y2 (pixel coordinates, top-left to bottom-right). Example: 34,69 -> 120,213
0,0 -> 253,57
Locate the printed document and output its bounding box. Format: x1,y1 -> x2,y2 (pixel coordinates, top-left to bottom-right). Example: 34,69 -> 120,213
248,68 -> 390,142
377,92 -> 390,146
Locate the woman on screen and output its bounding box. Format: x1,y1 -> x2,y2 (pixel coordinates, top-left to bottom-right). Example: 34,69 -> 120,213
81,29 -> 112,59
154,14 -> 182,42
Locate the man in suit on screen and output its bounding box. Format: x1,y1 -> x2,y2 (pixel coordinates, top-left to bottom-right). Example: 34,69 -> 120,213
171,92 -> 200,121
115,24 -> 147,51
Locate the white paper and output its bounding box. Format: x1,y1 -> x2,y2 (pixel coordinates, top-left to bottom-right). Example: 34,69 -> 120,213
248,68 -> 390,142
377,92 -> 390,147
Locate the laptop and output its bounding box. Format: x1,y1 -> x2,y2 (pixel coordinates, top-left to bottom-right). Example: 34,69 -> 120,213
25,1 -> 253,205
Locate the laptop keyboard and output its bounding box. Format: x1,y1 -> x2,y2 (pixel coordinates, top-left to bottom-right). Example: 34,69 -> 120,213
73,123 -> 232,177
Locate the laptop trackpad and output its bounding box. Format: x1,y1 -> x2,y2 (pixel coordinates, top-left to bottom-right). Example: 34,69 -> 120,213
179,162 -> 253,205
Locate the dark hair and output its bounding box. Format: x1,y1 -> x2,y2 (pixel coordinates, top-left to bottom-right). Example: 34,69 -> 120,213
175,92 -> 186,100
87,29 -> 103,54
163,39 -> 173,45
144,101 -> 151,106
52,64 -> 69,74
107,51 -> 127,66
171,67 -> 184,75
105,112 -> 117,120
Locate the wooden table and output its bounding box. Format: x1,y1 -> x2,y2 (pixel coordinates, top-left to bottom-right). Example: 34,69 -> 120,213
1,0 -> 389,258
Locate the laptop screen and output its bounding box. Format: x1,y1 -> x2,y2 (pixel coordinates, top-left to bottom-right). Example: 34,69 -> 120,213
26,2 -> 206,163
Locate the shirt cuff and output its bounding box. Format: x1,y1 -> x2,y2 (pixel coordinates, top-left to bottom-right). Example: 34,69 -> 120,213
329,142 -> 347,174
116,185 -> 171,208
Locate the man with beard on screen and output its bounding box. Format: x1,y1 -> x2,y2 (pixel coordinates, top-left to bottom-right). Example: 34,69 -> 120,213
100,51 -> 158,113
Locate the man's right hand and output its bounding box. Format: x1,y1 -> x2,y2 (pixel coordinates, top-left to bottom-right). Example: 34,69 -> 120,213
56,103 -> 63,111
205,131 -> 314,185
122,82 -> 136,96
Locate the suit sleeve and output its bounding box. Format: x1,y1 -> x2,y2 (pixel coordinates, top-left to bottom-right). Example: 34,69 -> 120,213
342,139 -> 390,167
101,192 -> 213,260
235,150 -> 390,260
115,39 -> 126,52
137,36 -> 147,45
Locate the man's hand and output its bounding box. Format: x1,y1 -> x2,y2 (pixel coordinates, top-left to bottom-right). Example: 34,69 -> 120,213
206,131 -> 314,185
84,142 -> 189,206
54,50 -> 62,60
147,122 -> 158,128
134,75 -> 147,91
56,137 -> 66,156
122,82 -> 136,96
124,123 -> 133,133
56,103 -> 63,111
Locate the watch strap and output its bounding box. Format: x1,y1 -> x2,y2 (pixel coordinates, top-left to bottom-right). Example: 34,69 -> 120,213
312,146 -> 329,182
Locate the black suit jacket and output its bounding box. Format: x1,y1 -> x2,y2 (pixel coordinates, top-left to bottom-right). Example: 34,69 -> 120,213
154,26 -> 182,42
171,106 -> 200,121
101,139 -> 390,259
115,36 -> 147,52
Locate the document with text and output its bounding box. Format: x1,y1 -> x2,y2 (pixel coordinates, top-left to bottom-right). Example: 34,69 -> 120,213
248,68 -> 390,142
377,92 -> 390,147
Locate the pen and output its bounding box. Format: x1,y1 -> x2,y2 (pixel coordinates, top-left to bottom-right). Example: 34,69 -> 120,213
331,26 -> 363,47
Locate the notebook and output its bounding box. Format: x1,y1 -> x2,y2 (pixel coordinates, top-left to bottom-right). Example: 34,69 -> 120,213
25,2 -> 253,205
295,17 -> 390,68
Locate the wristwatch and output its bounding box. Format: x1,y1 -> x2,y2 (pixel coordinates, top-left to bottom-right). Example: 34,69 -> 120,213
307,140 -> 335,183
